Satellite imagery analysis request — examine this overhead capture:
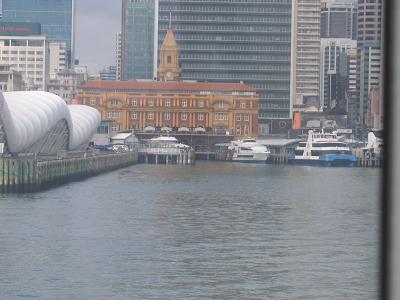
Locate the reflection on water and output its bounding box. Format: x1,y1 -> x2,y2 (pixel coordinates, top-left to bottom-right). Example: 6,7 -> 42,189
0,162 -> 380,299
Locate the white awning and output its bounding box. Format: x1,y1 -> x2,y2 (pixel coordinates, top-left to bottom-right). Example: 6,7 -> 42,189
143,126 -> 155,132
161,126 -> 172,132
178,127 -> 190,133
194,127 -> 206,133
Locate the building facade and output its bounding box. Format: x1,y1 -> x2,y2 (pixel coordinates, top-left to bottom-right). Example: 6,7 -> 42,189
346,48 -> 358,125
99,66 -> 117,81
2,0 -> 75,67
291,0 -> 321,112
358,44 -> 381,125
47,69 -> 86,103
158,0 -> 292,134
320,0 -> 357,39
116,32 -> 122,81
367,87 -> 383,130
320,38 -> 356,110
49,41 -> 67,77
77,80 -> 259,137
0,35 -> 49,90
0,64 -> 23,91
356,0 -> 383,126
121,0 -> 157,80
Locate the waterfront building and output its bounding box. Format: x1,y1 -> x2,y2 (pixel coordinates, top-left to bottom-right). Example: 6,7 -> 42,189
121,0 -> 157,80
116,32 -> 122,81
320,38 -> 356,110
78,80 -> 258,137
356,0 -> 383,126
291,0 -> 321,112
0,64 -> 23,91
320,0 -> 357,39
158,0 -> 292,134
2,0 -> 75,68
100,66 -> 117,81
47,69 -> 86,103
0,35 -> 49,90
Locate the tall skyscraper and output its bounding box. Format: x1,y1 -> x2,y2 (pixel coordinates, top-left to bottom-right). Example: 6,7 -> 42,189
2,0 -> 75,67
291,0 -> 321,112
158,0 -> 292,134
121,0 -> 157,81
356,0 -> 383,126
320,0 -> 357,39
320,38 -> 356,110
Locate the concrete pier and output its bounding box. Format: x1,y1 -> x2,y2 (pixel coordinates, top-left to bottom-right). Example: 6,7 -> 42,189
0,151 -> 138,193
139,146 -> 195,165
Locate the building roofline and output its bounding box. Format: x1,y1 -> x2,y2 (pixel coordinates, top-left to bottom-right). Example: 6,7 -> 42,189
79,80 -> 257,93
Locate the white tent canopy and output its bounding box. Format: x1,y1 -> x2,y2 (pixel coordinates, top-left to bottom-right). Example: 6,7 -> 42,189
0,91 -> 100,154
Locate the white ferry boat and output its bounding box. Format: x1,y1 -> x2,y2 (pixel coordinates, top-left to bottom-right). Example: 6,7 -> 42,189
288,130 -> 357,167
149,136 -> 189,149
228,138 -> 270,163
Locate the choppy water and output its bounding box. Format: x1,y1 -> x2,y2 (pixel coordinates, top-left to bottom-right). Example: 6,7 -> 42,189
0,162 -> 380,299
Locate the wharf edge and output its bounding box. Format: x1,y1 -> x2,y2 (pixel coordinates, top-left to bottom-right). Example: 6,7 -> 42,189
0,151 -> 138,193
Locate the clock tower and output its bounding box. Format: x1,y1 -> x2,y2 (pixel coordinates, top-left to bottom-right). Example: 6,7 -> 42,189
158,29 -> 181,81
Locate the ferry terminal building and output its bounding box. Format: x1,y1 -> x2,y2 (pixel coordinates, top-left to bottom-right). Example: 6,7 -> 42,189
77,30 -> 259,138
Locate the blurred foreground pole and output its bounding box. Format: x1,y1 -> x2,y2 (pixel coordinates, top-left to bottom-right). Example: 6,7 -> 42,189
386,0 -> 399,299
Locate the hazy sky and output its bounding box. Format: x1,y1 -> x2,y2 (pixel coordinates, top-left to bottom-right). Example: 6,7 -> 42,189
75,0 -> 121,74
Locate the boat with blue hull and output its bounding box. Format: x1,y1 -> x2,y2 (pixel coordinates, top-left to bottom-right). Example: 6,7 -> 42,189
288,130 -> 357,167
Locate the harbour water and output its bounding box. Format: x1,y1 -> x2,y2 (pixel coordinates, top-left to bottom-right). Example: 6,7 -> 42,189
0,162 -> 380,299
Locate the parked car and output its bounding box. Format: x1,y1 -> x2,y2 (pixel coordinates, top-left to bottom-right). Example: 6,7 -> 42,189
94,144 -> 113,151
112,144 -> 129,152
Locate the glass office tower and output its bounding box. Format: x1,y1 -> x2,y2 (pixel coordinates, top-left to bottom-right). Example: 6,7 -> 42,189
158,0 -> 292,134
2,0 -> 75,67
122,0 -> 156,81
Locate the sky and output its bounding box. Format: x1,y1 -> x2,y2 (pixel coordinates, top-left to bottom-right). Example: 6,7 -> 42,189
75,0 -> 121,74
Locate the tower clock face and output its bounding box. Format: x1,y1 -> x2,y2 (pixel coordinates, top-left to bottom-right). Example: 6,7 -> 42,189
166,70 -> 173,79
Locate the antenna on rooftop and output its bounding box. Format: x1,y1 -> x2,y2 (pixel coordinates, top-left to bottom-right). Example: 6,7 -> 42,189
169,11 -> 172,29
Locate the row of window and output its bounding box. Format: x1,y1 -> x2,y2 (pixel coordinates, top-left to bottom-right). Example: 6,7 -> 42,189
108,111 -> 251,122
159,14 -> 291,23
100,98 -> 250,109
2,50 -> 44,55
161,24 -> 290,33
160,5 -> 291,13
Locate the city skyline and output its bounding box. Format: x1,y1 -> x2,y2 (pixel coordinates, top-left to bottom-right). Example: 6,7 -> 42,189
0,0 -> 121,74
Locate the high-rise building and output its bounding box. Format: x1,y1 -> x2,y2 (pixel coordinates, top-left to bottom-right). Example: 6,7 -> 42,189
0,35 -> 49,91
121,0 -> 157,81
2,0 -> 75,67
158,0 -> 292,134
346,48 -> 358,125
356,0 -> 383,126
291,0 -> 321,112
49,42 -> 67,77
320,38 -> 356,110
320,0 -> 357,39
116,32 -> 122,81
